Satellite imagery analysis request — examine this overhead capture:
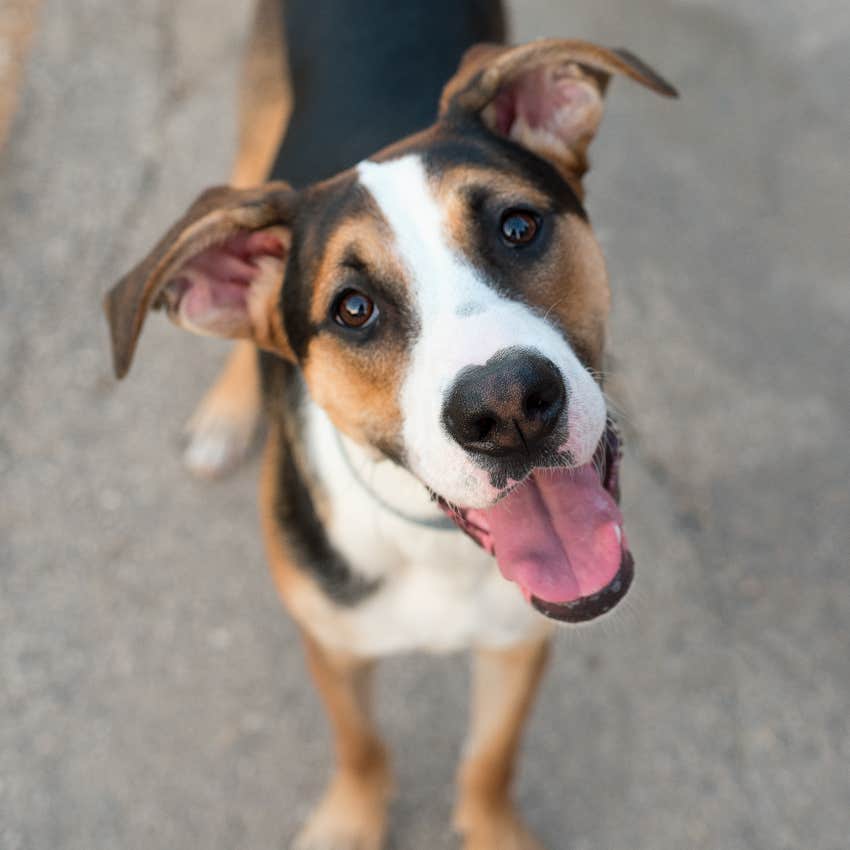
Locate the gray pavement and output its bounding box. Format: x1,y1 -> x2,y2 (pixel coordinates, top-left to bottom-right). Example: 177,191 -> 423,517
1,1 -> 848,848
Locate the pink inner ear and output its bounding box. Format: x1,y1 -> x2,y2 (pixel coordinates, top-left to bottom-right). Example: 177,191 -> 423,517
167,230 -> 285,336
491,65 -> 602,151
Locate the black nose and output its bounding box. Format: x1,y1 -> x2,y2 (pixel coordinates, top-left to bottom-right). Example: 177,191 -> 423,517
442,348 -> 566,457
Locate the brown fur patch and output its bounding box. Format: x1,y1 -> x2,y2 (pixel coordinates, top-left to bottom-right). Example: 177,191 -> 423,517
303,334 -> 406,452
436,163 -> 610,372
295,633 -> 390,850
229,0 -> 291,188
455,637 -> 551,849
307,212 -> 405,326
436,163 -> 555,218
299,202 -> 412,453
539,214 -> 610,371
0,0 -> 40,150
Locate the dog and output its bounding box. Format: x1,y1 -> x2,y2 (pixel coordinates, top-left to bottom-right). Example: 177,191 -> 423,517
103,1 -> 676,846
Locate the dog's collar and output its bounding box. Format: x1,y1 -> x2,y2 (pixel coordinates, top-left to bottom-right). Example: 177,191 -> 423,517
334,430 -> 459,531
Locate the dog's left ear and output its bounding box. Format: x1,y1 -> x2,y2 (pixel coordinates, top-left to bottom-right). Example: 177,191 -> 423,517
439,39 -> 677,184
103,182 -> 298,378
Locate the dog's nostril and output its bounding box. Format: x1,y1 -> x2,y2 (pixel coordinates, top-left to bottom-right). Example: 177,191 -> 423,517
523,390 -> 553,417
472,415 -> 497,442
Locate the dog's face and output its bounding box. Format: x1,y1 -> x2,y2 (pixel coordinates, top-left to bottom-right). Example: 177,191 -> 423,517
105,40 -> 675,622
288,141 -> 609,504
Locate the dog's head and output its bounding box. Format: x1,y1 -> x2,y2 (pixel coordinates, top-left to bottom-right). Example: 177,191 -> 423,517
105,39 -> 676,622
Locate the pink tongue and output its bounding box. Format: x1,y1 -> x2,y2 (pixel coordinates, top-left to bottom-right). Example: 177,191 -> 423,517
484,465 -> 623,604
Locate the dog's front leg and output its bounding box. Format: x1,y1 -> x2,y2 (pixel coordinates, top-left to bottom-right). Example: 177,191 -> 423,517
184,0 -> 291,478
292,633 -> 391,850
454,637 -> 551,850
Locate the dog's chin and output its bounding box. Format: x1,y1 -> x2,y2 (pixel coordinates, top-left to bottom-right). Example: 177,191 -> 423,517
429,421 -> 633,624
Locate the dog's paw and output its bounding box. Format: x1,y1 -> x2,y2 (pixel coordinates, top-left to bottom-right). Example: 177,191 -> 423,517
457,804 -> 546,850
183,392 -> 260,478
290,775 -> 388,850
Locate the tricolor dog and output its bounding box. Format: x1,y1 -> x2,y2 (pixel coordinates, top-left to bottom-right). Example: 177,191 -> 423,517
104,1 -> 676,846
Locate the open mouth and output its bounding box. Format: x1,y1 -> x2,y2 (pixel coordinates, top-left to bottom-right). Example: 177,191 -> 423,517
432,421 -> 632,623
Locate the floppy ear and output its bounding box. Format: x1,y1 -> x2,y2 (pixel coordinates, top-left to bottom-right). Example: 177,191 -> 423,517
103,182 -> 298,378
439,39 -> 677,183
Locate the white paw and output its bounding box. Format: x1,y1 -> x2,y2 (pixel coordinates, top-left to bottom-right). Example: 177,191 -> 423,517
183,403 -> 260,478
289,776 -> 388,850
290,820 -> 384,850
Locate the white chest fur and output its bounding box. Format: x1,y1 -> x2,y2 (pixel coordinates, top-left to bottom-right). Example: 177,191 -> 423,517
301,401 -> 549,656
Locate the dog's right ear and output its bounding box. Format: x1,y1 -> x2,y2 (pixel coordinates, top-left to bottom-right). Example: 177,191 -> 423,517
103,182 -> 298,378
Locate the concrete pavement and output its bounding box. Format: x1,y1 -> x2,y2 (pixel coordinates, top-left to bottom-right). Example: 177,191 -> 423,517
1,1 -> 848,848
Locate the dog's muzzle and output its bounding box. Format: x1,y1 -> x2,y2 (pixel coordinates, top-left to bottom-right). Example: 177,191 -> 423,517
432,419 -> 633,623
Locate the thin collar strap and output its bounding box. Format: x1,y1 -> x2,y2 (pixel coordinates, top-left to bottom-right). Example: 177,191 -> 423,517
334,430 -> 458,531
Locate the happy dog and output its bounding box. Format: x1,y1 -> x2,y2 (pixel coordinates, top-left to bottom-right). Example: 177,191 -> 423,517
103,0 -> 676,845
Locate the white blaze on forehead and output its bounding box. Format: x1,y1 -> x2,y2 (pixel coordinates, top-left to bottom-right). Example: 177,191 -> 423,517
357,155 -> 606,508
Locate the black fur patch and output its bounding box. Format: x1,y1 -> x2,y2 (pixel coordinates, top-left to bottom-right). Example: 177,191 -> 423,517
420,122 -> 589,221
280,173 -> 366,361
263,354 -> 379,606
271,0 -> 505,188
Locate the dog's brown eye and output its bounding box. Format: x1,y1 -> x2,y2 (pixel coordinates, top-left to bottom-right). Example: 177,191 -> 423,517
500,210 -> 539,245
334,289 -> 376,328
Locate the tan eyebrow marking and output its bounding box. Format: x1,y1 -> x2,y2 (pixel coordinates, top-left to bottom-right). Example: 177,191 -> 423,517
434,162 -> 611,370
308,213 -> 410,326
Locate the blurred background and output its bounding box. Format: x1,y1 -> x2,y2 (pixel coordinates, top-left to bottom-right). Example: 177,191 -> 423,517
1,1 -> 848,848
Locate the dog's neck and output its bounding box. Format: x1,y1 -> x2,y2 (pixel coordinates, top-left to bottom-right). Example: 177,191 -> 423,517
332,428 -> 457,530
303,396 -> 453,533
